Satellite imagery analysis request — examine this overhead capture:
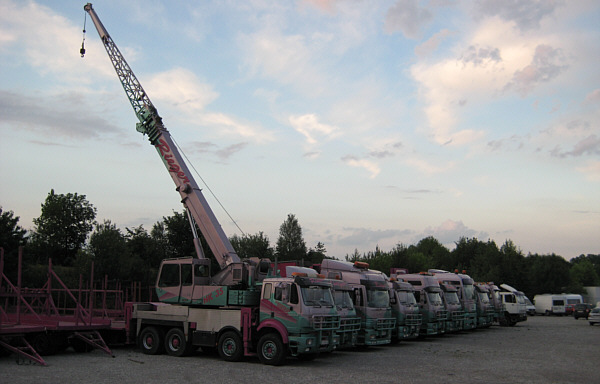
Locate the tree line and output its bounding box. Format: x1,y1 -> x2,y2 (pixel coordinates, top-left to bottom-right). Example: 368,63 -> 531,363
1,190 -> 599,300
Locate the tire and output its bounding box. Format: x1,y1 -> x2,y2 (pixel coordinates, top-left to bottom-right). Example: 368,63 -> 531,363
218,331 -> 244,362
70,337 -> 93,353
257,333 -> 287,366
29,333 -> 56,356
138,326 -> 164,355
165,328 -> 192,357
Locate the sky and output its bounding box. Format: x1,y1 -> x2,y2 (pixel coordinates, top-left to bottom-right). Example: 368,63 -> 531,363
1,0 -> 599,261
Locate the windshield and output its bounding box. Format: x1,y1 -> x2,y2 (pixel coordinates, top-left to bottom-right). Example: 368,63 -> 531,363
427,292 -> 443,306
463,284 -> 475,300
477,291 -> 490,303
301,285 -> 334,307
397,291 -> 417,305
445,292 -> 460,305
366,288 -> 390,308
333,290 -> 354,310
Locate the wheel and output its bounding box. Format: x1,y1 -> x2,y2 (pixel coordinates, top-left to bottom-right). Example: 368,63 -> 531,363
165,328 -> 192,357
218,331 -> 244,362
138,326 -> 164,355
28,333 -> 56,356
70,337 -> 93,353
257,333 -> 287,366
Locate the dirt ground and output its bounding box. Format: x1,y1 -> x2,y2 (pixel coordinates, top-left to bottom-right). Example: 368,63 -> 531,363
1,315 -> 598,384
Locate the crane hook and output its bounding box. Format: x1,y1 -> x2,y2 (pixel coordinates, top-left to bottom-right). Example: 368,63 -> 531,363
80,11 -> 87,58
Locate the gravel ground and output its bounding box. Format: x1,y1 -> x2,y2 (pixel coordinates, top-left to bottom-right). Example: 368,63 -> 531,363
1,315 -> 597,384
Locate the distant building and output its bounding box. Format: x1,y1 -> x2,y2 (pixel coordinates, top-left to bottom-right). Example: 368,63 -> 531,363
583,286 -> 600,307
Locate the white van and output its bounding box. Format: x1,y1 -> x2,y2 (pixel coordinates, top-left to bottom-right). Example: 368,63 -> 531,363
533,294 -> 566,315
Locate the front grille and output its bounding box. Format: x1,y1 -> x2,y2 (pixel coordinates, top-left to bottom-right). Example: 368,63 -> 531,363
312,314 -> 341,330
375,317 -> 396,330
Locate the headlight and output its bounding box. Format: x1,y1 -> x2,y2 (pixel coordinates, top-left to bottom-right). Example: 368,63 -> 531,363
306,338 -> 314,346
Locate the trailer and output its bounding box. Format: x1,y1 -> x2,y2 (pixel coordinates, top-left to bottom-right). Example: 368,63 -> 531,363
0,248 -> 114,365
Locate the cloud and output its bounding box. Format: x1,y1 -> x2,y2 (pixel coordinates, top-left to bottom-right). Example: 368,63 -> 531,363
551,135 -> 600,158
415,29 -> 455,57
384,0 -> 433,39
416,219 -> 489,245
474,0 -> 563,31
411,16 -> 572,146
146,68 -> 218,112
338,227 -> 413,247
505,44 -> 568,96
341,155 -> 381,178
0,90 -> 119,139
0,1 -> 114,83
289,114 -> 341,145
198,112 -> 275,144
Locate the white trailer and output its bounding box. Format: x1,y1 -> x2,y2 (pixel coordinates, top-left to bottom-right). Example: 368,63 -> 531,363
533,294 -> 566,315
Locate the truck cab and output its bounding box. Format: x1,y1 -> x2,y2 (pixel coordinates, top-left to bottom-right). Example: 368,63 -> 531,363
388,280 -> 422,341
320,259 -> 395,346
329,279 -> 361,348
474,283 -> 494,328
258,274 -> 341,360
398,273 -> 447,336
439,282 -> 464,333
428,269 -> 477,330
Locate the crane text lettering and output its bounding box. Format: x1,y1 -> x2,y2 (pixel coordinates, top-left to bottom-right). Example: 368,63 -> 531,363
156,139 -> 190,184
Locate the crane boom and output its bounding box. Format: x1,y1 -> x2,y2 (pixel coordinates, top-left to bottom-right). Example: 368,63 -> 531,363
83,3 -> 241,271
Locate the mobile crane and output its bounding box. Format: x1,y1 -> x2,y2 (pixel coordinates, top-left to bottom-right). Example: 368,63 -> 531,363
82,3 -> 339,365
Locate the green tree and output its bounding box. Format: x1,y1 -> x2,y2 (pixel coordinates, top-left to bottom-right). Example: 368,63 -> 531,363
527,253 -> 571,296
275,214 -> 307,262
0,207 -> 28,281
569,260 -> 600,287
30,190 -> 96,265
88,220 -> 130,280
126,225 -> 163,286
230,231 -> 274,260
306,241 -> 328,265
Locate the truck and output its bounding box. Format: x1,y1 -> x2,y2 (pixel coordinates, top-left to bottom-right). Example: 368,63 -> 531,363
83,3 -> 340,365
319,259 -> 396,346
533,294 -> 566,316
388,279 -> 422,342
473,283 -> 495,328
483,282 -> 504,323
395,272 -> 447,336
438,282 -> 465,333
498,284 -> 527,325
284,265 -> 360,349
428,269 -> 477,330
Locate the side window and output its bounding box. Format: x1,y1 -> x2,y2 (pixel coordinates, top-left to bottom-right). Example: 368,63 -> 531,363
289,284 -> 299,304
181,264 -> 193,286
158,264 -> 179,287
353,288 -> 363,306
274,286 -> 283,301
414,291 -> 421,303
263,283 -> 272,300
389,290 -> 396,305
